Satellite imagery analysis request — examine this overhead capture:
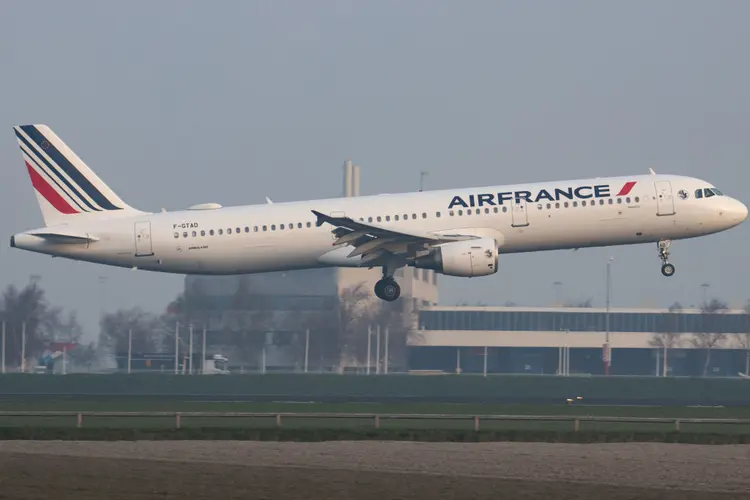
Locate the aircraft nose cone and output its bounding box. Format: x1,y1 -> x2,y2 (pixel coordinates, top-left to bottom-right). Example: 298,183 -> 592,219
737,200 -> 748,222
722,199 -> 748,224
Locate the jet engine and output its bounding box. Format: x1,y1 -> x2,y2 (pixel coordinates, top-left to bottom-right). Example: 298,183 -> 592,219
412,237 -> 498,277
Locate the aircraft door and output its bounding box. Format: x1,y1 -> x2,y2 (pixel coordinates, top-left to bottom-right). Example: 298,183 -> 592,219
134,221 -> 154,256
655,181 -> 676,216
511,199 -> 529,227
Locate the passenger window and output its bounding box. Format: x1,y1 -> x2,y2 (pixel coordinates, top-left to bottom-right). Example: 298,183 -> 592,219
608,199 -> 613,204
289,223 -> 293,230
564,202 -> 569,208
368,217 -> 373,222
626,197 -> 631,204
192,231 -> 197,237
376,216 -> 382,222
227,228 -> 232,234
581,201 -> 586,207
436,212 -> 441,217
210,229 -> 215,236
547,203 -> 552,209
484,208 -> 489,214
254,226 -> 259,232
173,232 -> 179,239
458,210 -> 463,216
572,201 -> 578,207
537,204 -> 543,210
280,224 -> 285,230
297,223 -> 302,228
422,213 -> 427,218
201,230 -> 206,237
502,206 -> 508,212
449,210 -> 455,216
493,207 -> 499,213
395,215 -> 400,221
271,224 -> 276,230
262,226 -> 267,231
635,197 -> 640,203
306,222 -> 311,228
599,199 -> 604,205
617,198 -> 622,204
218,229 -> 223,235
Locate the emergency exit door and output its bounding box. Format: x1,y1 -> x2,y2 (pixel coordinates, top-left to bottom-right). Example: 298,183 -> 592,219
134,221 -> 154,256
655,181 -> 675,216
511,199 -> 529,227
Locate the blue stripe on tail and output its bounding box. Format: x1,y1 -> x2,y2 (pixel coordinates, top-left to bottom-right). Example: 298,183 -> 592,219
20,125 -> 121,211
15,129 -> 98,212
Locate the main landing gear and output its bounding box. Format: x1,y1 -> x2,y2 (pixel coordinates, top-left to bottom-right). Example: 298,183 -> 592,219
374,268 -> 401,302
658,239 -> 675,277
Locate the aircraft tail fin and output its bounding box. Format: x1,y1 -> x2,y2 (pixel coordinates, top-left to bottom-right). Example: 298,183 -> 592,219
13,124 -> 144,227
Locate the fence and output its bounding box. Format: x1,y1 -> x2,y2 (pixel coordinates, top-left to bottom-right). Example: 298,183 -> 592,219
1,411 -> 749,432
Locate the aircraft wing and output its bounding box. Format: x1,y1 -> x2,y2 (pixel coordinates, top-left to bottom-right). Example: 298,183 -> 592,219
311,209 -> 476,265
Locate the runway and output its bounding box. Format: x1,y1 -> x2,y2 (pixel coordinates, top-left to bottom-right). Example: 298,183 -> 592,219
1,441 -> 748,499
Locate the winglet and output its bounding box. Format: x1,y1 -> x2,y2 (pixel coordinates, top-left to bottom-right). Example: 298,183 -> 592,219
311,209 -> 326,227
649,167 -> 656,175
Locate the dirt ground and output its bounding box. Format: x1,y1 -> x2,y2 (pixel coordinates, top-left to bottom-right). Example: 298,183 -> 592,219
0,441 -> 749,500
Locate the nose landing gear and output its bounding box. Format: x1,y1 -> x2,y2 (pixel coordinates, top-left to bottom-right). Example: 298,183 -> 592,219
658,239 -> 675,277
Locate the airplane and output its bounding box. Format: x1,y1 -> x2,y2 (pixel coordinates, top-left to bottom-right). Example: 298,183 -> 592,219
8,124 -> 748,302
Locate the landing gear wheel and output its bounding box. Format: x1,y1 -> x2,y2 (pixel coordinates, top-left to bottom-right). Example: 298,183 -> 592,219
661,263 -> 675,277
374,278 -> 401,301
657,239 -> 675,277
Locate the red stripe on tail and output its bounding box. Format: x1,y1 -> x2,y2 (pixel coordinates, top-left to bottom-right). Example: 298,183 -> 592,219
617,181 -> 636,196
25,161 -> 79,214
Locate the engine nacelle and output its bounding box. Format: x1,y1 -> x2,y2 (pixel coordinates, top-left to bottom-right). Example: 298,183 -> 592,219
413,237 -> 498,277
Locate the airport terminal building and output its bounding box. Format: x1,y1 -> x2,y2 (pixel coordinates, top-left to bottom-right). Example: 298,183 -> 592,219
409,305 -> 750,377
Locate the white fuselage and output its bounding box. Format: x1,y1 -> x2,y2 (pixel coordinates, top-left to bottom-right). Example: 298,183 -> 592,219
10,173 -> 747,275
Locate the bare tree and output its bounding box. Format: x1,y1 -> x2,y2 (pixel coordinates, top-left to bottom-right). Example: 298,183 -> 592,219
99,307 -> 163,354
649,302 -> 683,376
1,282 -> 62,368
690,298 -> 729,376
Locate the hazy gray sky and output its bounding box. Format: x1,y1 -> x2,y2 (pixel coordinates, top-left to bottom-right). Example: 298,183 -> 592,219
1,0 -> 749,339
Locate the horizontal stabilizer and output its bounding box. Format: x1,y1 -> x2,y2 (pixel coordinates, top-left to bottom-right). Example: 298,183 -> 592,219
28,231 -> 98,244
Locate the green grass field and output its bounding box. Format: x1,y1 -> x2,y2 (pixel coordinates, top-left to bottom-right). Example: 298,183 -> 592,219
1,398 -> 749,435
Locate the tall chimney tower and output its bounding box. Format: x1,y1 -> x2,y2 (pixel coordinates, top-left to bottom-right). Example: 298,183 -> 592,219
343,160 -> 353,197
352,164 -> 360,197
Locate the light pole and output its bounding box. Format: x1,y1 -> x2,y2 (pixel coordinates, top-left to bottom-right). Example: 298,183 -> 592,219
700,283 -> 710,307
605,257 -> 614,376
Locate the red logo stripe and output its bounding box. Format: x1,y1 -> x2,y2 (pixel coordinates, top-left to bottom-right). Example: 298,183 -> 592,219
25,161 -> 79,214
616,181 -> 636,196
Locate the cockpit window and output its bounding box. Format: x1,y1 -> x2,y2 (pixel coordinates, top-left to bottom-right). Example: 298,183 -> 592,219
695,189 -> 703,199
704,188 -> 715,198
712,188 -> 723,196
